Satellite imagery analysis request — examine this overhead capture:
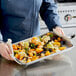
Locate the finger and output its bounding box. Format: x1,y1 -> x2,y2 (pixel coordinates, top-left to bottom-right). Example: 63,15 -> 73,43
61,31 -> 64,35
4,46 -> 14,60
56,29 -> 62,35
6,48 -> 14,60
60,30 -> 65,36
1,53 -> 9,60
5,44 -> 12,54
6,44 -> 12,54
57,28 -> 65,35
0,43 -> 13,60
9,57 -> 14,61
1,47 -> 12,60
2,51 -> 13,60
6,44 -> 14,60
59,30 -> 63,34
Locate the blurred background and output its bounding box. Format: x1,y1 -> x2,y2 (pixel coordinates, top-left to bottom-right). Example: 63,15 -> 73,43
40,0 -> 76,36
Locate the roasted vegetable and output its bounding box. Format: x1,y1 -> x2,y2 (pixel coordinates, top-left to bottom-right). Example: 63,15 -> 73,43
13,44 -> 17,50
49,34 -> 53,37
59,47 -> 66,51
41,35 -> 50,43
24,42 -> 29,48
12,32 -> 67,64
20,56 -> 24,60
57,37 -> 61,42
39,36 -> 42,41
54,39 -> 58,42
36,48 -> 43,53
31,56 -> 39,61
52,49 -> 56,53
29,52 -> 33,57
60,41 -> 66,45
47,43 -> 54,48
30,43 -> 35,48
15,54 -> 20,59
27,59 -> 31,63
45,51 -> 51,56
53,42 -> 61,47
41,53 -> 45,57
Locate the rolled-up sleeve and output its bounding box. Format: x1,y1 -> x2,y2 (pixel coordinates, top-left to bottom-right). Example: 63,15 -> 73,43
0,32 -> 3,41
0,9 -> 3,41
40,0 -> 61,31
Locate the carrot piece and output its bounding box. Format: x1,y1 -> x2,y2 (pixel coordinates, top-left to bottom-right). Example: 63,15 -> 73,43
12,44 -> 17,50
54,39 -> 58,42
52,49 -> 56,53
31,56 -> 39,61
53,42 -> 61,47
15,54 -> 20,59
59,47 -> 66,51
57,37 -> 61,41
20,56 -> 24,60
47,33 -> 51,36
30,49 -> 35,51
19,50 -> 23,52
29,52 -> 33,57
36,48 -> 43,53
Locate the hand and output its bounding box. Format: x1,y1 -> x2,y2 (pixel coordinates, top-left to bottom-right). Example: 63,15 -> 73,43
51,26 -> 65,60
0,42 -> 13,60
54,26 -> 65,35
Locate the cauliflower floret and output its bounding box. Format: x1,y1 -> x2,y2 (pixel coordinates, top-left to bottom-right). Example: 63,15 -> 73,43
42,35 -> 50,43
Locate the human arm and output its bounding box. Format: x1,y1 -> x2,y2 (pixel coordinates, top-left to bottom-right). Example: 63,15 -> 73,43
40,0 -> 64,35
0,9 -> 13,60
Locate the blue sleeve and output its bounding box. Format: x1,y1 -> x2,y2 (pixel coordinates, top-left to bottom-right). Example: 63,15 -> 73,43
40,0 -> 62,31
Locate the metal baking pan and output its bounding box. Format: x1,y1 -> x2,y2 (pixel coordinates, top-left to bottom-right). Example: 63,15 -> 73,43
7,30 -> 74,66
